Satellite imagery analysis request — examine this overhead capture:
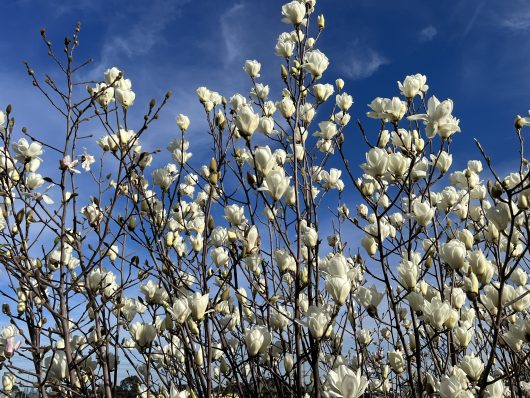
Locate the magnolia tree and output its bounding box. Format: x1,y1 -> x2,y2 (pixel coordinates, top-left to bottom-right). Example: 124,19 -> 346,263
0,1 -> 529,397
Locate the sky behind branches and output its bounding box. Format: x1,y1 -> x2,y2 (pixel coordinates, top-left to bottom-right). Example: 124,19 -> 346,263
1,0 -> 529,387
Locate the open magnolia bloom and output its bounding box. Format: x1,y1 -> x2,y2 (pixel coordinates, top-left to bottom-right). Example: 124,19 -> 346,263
325,365 -> 368,398
0,1 -> 529,398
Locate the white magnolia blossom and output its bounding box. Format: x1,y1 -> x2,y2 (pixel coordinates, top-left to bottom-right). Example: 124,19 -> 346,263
423,297 -> 451,329
336,92 -> 353,111
326,365 -> 368,398
12,138 -> 43,162
305,305 -> 331,338
388,350 -> 404,374
276,32 -> 296,58
326,275 -> 351,304
314,83 -> 334,102
459,353 -> 484,381
88,82 -> 114,107
244,326 -> 272,356
1,2 -> 529,396
413,200 -> 435,226
188,292 -> 209,321
313,121 -> 337,140
397,260 -> 418,289
276,96 -> 296,118
243,59 -> 261,78
367,97 -> 407,122
302,49 -> 329,79
397,73 -> 428,98
281,1 -> 306,25
235,105 -> 260,139
440,239 -> 467,270
130,323 -> 157,348
260,168 -> 291,201
176,114 -> 191,132
408,96 -> 461,139
361,147 -> 389,177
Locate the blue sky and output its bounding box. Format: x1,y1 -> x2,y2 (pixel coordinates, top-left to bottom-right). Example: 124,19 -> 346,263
2,0 -> 529,173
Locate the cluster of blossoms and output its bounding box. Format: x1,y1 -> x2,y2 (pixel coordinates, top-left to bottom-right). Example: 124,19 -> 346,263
88,66 -> 136,108
0,2 -> 528,398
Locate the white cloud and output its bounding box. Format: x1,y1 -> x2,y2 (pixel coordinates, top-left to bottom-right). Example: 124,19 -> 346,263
419,25 -> 437,42
341,47 -> 388,80
220,3 -> 246,67
501,11 -> 530,31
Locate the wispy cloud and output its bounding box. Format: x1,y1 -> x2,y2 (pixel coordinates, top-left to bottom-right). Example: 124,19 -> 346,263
89,0 -> 190,78
220,3 -> 246,67
461,1 -> 485,37
340,46 -> 388,80
500,10 -> 530,31
49,0 -> 99,16
419,25 -> 437,42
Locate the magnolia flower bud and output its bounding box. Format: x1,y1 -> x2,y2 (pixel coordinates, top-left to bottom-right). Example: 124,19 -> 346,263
361,235 -> 377,257
317,14 -> 325,30
299,266 -> 308,286
213,110 -> 226,129
190,234 -> 203,252
188,319 -> 199,335
334,79 -> 344,92
195,346 -> 204,366
284,353 -> 294,373
2,373 -> 15,392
